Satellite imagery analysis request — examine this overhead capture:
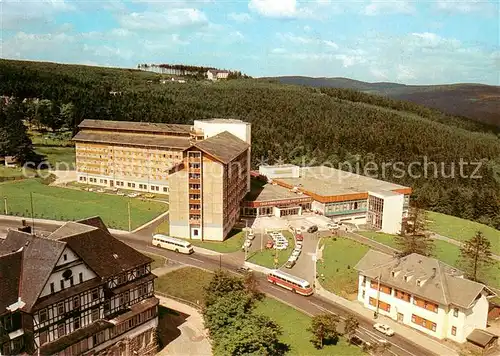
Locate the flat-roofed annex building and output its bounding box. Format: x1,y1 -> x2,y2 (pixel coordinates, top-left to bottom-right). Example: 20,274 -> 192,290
254,165 -> 411,234
355,250 -> 496,343
0,217 -> 158,356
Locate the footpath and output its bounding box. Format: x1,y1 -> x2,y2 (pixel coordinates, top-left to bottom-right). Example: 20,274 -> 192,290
314,281 -> 460,356
155,295 -> 212,356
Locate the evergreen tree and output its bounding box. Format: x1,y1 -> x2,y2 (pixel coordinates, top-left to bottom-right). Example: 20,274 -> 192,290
459,231 -> 493,282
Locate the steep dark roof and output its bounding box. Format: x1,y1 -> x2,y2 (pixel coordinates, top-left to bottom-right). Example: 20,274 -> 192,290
0,251 -> 23,315
55,226 -> 152,278
0,230 -> 66,312
76,216 -> 110,234
72,131 -> 192,150
78,119 -> 192,135
191,131 -> 249,164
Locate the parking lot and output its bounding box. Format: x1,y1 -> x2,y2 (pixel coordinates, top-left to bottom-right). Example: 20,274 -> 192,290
241,213 -> 336,284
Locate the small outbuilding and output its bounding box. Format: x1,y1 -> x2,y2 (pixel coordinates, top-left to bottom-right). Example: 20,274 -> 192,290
466,329 -> 498,355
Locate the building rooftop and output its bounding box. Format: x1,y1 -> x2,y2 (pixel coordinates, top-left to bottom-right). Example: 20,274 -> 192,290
78,119 -> 192,135
192,131 -> 249,164
355,250 -> 495,308
197,118 -> 248,124
466,329 -> 499,348
275,166 -> 410,198
245,180 -> 312,203
73,131 -> 192,150
0,217 -> 152,313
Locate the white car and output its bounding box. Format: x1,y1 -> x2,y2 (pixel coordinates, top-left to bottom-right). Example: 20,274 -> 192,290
291,250 -> 301,259
373,323 -> 395,336
327,222 -> 340,230
127,193 -> 140,198
247,232 -> 255,240
295,241 -> 303,249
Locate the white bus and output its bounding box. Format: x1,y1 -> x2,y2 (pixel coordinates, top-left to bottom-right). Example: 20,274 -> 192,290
267,270 -> 313,296
152,234 -> 194,254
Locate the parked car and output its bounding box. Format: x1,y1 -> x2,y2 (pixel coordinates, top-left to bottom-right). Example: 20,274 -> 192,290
285,260 -> 296,269
241,239 -> 252,251
373,323 -> 395,336
327,222 -> 340,230
295,241 -> 303,249
307,225 -> 318,233
236,266 -> 252,273
247,232 -> 255,240
291,249 -> 301,258
127,192 -> 140,198
266,240 -> 274,249
296,234 -> 304,241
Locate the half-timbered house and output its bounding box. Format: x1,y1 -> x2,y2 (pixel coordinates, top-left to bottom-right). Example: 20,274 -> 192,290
0,217 -> 158,356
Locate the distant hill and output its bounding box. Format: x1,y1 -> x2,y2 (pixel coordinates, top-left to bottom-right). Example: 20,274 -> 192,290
0,59 -> 499,228
272,76 -> 500,127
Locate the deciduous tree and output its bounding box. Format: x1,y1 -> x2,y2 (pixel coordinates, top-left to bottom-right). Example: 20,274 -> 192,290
343,314 -> 359,344
308,314 -> 340,349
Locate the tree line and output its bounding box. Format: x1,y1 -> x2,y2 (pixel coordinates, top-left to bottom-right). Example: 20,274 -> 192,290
0,59 -> 498,229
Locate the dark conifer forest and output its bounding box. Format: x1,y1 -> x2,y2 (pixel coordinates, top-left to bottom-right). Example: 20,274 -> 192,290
1,59 -> 499,228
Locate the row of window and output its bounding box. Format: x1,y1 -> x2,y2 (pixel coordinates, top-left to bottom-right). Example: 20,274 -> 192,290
39,307 -> 100,346
369,297 -> 391,312
39,288 -> 100,323
411,314 -> 436,332
366,277 -> 441,314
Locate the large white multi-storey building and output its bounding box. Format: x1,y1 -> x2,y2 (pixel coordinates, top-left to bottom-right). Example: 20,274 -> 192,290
355,250 -> 496,343
0,217 -> 158,356
73,119 -> 252,242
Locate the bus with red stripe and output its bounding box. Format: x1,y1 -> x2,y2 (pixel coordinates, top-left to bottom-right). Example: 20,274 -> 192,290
267,270 -> 313,296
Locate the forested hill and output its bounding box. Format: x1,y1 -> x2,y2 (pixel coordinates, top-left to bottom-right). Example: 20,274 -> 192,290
1,59 -> 499,229
272,76 -> 500,128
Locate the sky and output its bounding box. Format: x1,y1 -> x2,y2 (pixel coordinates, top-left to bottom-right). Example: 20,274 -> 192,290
0,0 -> 499,85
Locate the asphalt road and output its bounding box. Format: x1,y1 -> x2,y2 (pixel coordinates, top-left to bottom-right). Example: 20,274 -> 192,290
0,218 -> 435,356
119,234 -> 434,356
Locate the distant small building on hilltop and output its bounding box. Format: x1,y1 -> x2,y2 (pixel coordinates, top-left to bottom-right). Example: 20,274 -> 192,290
207,69 -> 230,81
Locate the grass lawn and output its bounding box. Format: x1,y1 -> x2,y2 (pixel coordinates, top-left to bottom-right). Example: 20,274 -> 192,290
155,267 -> 213,305
426,211 -> 500,255
0,166 -> 37,179
35,146 -> 76,169
317,237 -> 369,299
255,297 -> 364,356
144,253 -> 166,270
30,130 -> 73,146
358,231 -> 397,249
247,231 -> 295,269
0,179 -> 167,230
178,229 -> 247,253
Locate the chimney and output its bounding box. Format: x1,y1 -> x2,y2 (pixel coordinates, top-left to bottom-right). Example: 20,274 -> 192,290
431,267 -> 437,278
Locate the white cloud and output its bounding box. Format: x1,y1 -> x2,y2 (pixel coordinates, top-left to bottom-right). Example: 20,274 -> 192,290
248,0 -> 298,18
303,25 -> 312,32
435,0 -> 497,13
364,0 -> 415,15
271,47 -> 287,54
228,12 -> 252,22
277,32 -> 339,50
1,0 -> 74,29
119,8 -> 209,31
410,32 -> 461,49
230,31 -> 245,41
